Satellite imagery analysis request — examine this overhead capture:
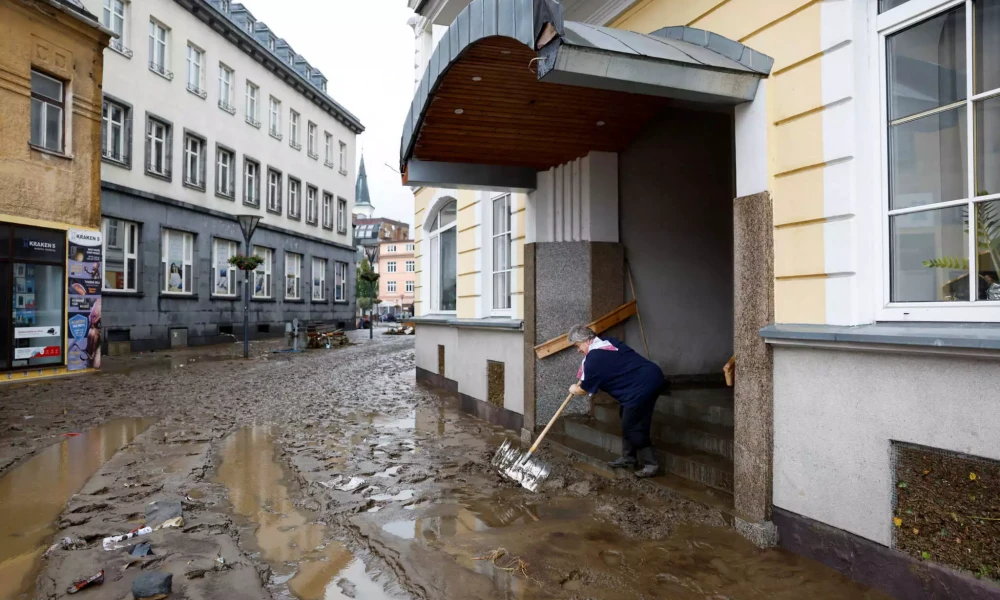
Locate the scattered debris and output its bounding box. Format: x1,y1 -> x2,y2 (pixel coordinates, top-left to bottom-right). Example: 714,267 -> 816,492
62,432 -> 81,437
66,570 -> 104,594
103,526 -> 153,551
336,578 -> 357,598
128,542 -> 154,557
43,536 -> 83,558
154,516 -> 184,530
145,499 -> 183,527
131,571 -> 172,599
568,480 -> 592,496
473,546 -> 534,579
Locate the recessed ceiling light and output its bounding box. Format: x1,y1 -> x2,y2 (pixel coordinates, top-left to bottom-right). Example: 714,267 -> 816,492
596,120 -> 606,127
500,49 -> 511,55
455,108 -> 464,115
472,76 -> 482,82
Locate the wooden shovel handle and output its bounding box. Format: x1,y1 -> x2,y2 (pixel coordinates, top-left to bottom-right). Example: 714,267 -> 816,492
528,391 -> 577,455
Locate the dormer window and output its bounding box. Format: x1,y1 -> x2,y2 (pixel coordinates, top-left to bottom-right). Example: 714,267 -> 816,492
268,37 -> 275,52
220,0 -> 229,13
306,67 -> 312,79
245,19 -> 254,35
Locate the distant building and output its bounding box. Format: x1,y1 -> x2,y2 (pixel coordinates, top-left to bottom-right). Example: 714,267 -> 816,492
377,240 -> 415,317
353,217 -> 410,270
352,154 -> 374,218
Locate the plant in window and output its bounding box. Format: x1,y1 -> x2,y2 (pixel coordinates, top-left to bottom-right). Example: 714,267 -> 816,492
923,203 -> 1000,296
228,254 -> 264,271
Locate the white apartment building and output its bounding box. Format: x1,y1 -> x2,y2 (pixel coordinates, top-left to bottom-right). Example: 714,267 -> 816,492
86,0 -> 363,350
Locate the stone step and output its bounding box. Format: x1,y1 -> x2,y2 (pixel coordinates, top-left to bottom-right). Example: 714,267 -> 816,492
557,418 -> 734,492
593,390 -> 734,428
573,412 -> 734,460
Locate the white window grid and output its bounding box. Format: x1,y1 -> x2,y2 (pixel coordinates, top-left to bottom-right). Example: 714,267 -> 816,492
216,147 -> 234,198
267,169 -> 282,213
406,243 -> 415,252
405,260 -> 415,272
324,132 -> 333,166
162,229 -> 193,294
269,96 -> 281,139
492,193 -> 512,312
387,281 -> 397,293
218,64 -> 235,113
877,0 -> 1000,321
339,141 -> 347,173
285,252 -> 302,299
428,200 -> 457,313
245,82 -> 260,126
306,186 -> 318,224
337,198 -> 347,232
103,0 -> 129,55
335,261 -> 347,301
307,122 -> 318,158
406,280 -> 414,293
312,257 -> 327,300
184,134 -> 204,188
244,158 -> 259,206
253,245 -> 272,298
30,70 -> 64,152
102,99 -> 127,163
186,43 -> 205,97
147,118 -> 169,176
387,261 -> 397,273
212,238 -> 237,296
289,110 -> 300,148
387,245 -> 397,253
102,217 -> 138,292
322,192 -> 333,228
288,178 -> 301,219
148,20 -> 170,78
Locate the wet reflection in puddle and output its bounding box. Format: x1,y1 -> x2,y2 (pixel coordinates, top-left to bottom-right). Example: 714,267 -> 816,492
0,417 -> 154,600
370,490 -> 415,503
290,544 -> 397,600
382,500 -> 540,543
375,466 -> 400,478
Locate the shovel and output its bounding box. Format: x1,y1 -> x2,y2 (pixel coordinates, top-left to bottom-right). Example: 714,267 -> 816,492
492,390 -> 583,492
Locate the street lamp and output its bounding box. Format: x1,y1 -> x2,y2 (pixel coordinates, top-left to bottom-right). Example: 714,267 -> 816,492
363,244 -> 379,340
236,214 -> 262,358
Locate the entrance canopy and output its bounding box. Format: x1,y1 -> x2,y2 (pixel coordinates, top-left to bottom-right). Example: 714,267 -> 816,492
400,0 -> 773,191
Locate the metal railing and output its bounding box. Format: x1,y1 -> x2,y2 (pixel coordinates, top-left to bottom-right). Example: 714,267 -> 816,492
148,61 -> 173,80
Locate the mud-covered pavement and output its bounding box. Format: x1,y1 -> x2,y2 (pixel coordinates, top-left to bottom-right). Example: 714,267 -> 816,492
0,331 -> 890,599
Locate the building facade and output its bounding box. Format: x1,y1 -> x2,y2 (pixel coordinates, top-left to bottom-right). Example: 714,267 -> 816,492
0,0 -> 111,383
403,0 -> 1000,596
376,240 -> 416,317
82,0 -> 362,352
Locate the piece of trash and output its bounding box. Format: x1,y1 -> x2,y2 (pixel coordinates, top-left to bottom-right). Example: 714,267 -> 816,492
62,432 -> 81,437
66,570 -> 104,594
145,499 -> 183,527
128,542 -> 154,557
103,526 -> 153,551
43,536 -> 75,558
132,571 -> 172,599
154,516 -> 184,530
215,555 -> 225,567
122,559 -> 141,572
23,415 -> 34,420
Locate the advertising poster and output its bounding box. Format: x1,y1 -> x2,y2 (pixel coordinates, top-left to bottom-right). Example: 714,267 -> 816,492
67,229 -> 102,371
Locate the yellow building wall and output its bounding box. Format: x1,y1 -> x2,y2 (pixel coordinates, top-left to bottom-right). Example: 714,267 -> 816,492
613,0 -> 831,324
456,189 -> 479,318
412,187 -> 432,315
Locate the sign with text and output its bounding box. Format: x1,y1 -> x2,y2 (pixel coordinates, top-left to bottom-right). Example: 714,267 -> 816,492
67,229 -> 102,371
14,326 -> 61,339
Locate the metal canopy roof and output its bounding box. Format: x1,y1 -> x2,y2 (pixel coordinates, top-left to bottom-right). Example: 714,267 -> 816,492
400,0 -> 773,190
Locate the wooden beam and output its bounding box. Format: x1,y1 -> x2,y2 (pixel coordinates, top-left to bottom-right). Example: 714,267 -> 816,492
533,301 -> 637,359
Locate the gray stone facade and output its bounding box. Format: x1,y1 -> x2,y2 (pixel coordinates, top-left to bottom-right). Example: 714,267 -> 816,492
101,183 -> 356,352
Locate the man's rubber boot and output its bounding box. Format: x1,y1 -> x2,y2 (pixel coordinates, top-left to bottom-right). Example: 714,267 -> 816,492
635,447 -> 659,478
607,455 -> 636,469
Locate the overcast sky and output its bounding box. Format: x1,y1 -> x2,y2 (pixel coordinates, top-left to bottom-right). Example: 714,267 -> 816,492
246,0 -> 417,228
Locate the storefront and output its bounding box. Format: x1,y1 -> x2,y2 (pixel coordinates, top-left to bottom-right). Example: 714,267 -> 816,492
0,223 -> 102,382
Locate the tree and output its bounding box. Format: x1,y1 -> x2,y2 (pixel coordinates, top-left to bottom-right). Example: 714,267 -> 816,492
355,258 -> 380,314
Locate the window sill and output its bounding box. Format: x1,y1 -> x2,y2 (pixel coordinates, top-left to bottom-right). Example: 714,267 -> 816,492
333,299 -> 349,304
102,290 -> 143,298
183,181 -> 206,193
186,84 -> 208,99
290,141 -> 302,151
322,224 -> 334,231
216,191 -> 236,202
284,298 -> 305,304
288,215 -> 301,222
761,323 -> 1000,356
109,43 -> 133,59
339,169 -> 348,176
218,101 -> 237,115
145,170 -> 172,183
252,296 -> 276,303
211,294 -> 240,301
269,131 -> 283,142
310,297 -> 329,304
160,293 -> 198,300
306,219 -> 318,227
308,152 -> 319,161
337,229 -> 347,235
243,199 -> 260,209
265,207 -> 282,215
149,65 -> 174,81
28,144 -> 72,160
246,117 -> 261,129
324,161 -> 335,169
409,315 -> 522,331
101,154 -> 131,169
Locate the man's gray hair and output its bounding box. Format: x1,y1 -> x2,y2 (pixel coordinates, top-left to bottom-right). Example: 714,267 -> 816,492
567,325 -> 596,344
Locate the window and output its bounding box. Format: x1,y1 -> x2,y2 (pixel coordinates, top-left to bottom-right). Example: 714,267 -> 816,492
406,260 -> 415,272
306,185 -> 318,225
218,64 -> 235,113
102,217 -> 138,292
324,132 -> 334,166
289,110 -> 301,149
492,194 -> 512,311
30,70 -> 64,152
307,122 -> 318,158
285,252 -> 301,299
312,257 -> 327,300
406,243 -> 415,252
101,97 -> 131,165
243,157 -> 260,206
288,178 -> 301,219
406,280 -> 414,293
387,281 -> 397,293
322,192 -> 333,229
268,96 -> 281,139
337,198 -> 347,233
161,229 -> 193,294
387,261 -> 397,273
103,0 -> 130,56
338,141 -> 347,173
387,245 -> 397,253
245,82 -> 260,127
212,238 -> 237,296
335,261 -> 347,301
183,132 -> 206,189
148,20 -> 171,78
880,0 -> 1000,315
245,17 -> 254,35
266,168 -> 282,213
216,145 -> 235,199
268,37 -> 276,52
145,114 -> 172,179
252,246 -> 272,298
185,43 -> 205,97
428,200 -> 457,312
219,0 -> 230,13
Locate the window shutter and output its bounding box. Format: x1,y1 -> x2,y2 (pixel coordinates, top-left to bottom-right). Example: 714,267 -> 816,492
144,117 -> 152,172
164,126 -> 173,179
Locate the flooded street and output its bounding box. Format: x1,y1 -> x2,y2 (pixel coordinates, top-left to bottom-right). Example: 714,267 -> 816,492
0,332 -> 889,599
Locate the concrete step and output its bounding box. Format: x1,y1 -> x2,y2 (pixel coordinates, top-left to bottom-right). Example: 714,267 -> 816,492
575,412 -> 734,460
557,417 -> 734,493
593,390 -> 734,428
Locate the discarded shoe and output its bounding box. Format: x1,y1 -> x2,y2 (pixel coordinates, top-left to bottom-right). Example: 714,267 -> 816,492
607,456 -> 636,469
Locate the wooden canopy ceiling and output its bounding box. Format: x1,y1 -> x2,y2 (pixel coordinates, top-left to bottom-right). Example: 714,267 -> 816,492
411,36 -> 670,171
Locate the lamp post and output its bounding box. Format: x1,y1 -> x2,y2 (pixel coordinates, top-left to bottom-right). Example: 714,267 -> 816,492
363,245 -> 379,340
236,214 -> 262,358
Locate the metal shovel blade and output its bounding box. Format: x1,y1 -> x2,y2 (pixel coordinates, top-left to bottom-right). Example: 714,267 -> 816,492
491,439 -> 551,492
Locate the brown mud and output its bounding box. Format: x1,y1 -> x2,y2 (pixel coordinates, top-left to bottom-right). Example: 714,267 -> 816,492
0,331 -> 891,599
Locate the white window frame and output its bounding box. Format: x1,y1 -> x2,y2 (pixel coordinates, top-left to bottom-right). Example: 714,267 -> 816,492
103,0 -> 129,54
306,185 -> 318,224
218,63 -> 234,110
147,117 -> 169,176
267,168 -> 281,213
387,244 -> 397,253
322,192 -> 333,229
339,141 -> 347,173
161,228 -> 193,294
387,261 -> 397,273
335,261 -> 347,301
185,43 -> 204,95
245,82 -> 259,125
426,199 -> 458,314
102,98 -> 128,163
148,20 -> 168,74
289,110 -> 300,147
216,146 -> 234,198
285,252 -> 302,299
875,0 -> 1000,322
337,198 -> 347,233
312,257 -> 327,301
387,280 -> 397,293
288,177 -> 301,219
307,121 -> 318,158
244,157 -> 259,206
102,217 -> 138,293
405,260 -> 415,272
324,132 -> 333,166
30,70 -> 64,153
269,96 -> 281,138
212,238 -> 237,297
252,245 -> 272,298
183,133 -> 205,188
491,193 -> 513,313
406,280 -> 414,293
406,243 -> 415,252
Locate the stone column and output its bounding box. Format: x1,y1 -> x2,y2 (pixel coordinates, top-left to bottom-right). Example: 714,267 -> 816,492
732,191 -> 777,547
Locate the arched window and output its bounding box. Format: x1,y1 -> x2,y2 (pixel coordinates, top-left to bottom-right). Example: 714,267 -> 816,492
428,200 -> 457,312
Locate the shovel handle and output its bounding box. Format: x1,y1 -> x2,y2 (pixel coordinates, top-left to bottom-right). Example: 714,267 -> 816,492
527,391 -> 577,455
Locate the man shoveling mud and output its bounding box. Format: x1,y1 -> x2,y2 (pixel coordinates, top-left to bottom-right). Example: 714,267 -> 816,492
567,325 -> 664,478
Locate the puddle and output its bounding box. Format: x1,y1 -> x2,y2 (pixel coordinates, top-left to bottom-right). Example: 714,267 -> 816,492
0,417 -> 154,600
376,466 -> 401,478
381,501 -> 536,543
372,411 -> 416,430
217,426 -> 399,600
370,490 -> 415,502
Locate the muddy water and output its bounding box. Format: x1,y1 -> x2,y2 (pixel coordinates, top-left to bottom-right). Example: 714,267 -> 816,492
0,417 -> 154,600
217,425 -> 399,600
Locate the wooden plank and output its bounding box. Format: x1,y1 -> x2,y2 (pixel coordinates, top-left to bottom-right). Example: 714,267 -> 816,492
533,301 -> 637,359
